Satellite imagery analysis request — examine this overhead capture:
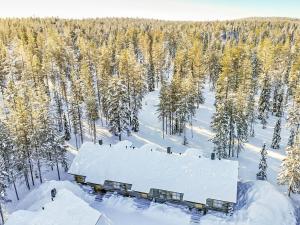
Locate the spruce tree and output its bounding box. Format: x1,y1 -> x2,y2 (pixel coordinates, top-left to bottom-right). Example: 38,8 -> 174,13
63,114 -> 71,141
258,76 -> 271,129
288,128 -> 295,147
211,102 -> 230,159
257,143 -> 267,180
0,121 -> 20,200
107,78 -> 130,140
271,119 -> 282,149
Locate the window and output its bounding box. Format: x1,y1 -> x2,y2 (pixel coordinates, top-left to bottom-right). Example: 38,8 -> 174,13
171,192 -> 182,200
150,189 -> 183,201
212,200 -> 224,208
113,182 -> 121,189
104,180 -> 132,191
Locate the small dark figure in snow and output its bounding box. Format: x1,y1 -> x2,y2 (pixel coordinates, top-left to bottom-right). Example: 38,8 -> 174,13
256,143 -> 268,180
51,188 -> 57,201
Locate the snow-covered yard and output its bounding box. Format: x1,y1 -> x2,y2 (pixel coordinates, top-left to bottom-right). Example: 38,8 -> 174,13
5,180 -> 296,225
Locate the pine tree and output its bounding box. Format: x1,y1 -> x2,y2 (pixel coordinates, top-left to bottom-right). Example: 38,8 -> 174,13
107,78 -> 130,140
69,71 -> 84,145
0,168 -> 7,225
287,87 -> 300,142
211,101 -> 230,159
0,121 -> 20,201
44,130 -> 68,180
278,134 -> 300,196
157,83 -> 170,138
0,41 -> 9,99
0,122 -> 10,225
5,80 -> 35,190
271,119 -> 282,149
81,59 -> 99,143
258,76 -> 271,129
257,143 -> 267,180
235,89 -> 249,157
272,83 -> 284,117
63,114 -> 71,141
288,128 -> 296,147
247,51 -> 261,136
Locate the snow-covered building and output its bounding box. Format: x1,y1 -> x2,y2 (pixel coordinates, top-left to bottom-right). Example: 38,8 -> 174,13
69,141 -> 239,213
5,188 -> 105,225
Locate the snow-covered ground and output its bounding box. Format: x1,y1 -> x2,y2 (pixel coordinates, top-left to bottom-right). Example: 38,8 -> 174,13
4,84 -> 297,225
5,180 -> 296,225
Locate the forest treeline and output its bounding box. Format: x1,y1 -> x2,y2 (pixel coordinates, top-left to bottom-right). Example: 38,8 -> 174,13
0,18 -> 300,201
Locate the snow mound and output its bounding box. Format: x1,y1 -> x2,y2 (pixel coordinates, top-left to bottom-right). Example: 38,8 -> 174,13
15,180 -> 94,211
6,189 -> 103,225
199,181 -> 296,225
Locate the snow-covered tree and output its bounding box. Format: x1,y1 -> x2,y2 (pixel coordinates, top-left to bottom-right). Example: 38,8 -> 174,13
0,121 -> 20,201
257,143 -> 268,180
271,119 -> 282,149
107,78 -> 131,140
278,134 -> 300,196
258,76 -> 271,129
63,114 -> 71,141
211,101 -> 230,159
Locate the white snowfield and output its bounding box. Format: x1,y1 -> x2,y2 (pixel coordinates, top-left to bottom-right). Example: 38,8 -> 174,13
5,181 -> 106,225
68,141 -> 239,204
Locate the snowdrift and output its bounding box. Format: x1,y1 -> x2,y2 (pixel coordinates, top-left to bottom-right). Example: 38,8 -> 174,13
15,180 -> 94,211
95,181 -> 296,225
5,180 -> 296,225
5,180 -> 110,225
199,181 -> 296,225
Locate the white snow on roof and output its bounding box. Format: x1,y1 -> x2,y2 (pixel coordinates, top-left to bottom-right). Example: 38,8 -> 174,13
6,189 -> 103,225
69,141 -> 239,204
183,148 -> 207,158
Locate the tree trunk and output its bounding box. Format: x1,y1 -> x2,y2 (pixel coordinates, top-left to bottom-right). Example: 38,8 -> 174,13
162,113 -> 165,139
288,186 -> 292,197
28,156 -> 35,187
24,172 -> 30,190
74,134 -> 79,150
12,179 -> 19,200
0,203 -> 4,225
77,105 -> 84,144
93,120 -> 96,144
37,159 -> 43,184
56,161 -> 61,181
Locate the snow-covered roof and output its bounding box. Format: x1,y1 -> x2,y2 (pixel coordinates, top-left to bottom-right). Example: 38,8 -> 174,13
6,189 -> 103,225
69,141 -> 239,204
183,148 -> 207,158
